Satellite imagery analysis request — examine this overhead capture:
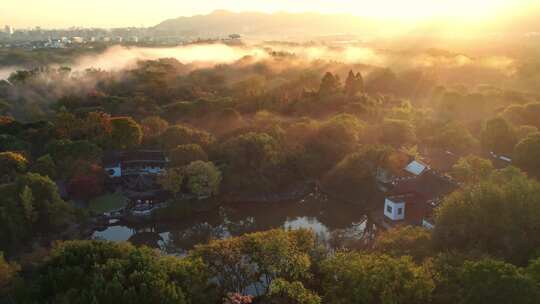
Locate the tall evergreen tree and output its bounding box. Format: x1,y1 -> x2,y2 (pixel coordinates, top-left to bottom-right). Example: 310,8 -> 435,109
319,72 -> 341,96
344,70 -> 364,97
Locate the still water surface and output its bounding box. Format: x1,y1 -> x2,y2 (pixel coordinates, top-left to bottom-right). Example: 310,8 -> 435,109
92,193 -> 379,255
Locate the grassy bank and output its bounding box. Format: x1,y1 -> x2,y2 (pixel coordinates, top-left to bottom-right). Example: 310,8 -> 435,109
88,192 -> 128,214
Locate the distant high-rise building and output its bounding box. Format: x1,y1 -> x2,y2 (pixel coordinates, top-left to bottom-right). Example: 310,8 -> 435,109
71,36 -> 84,43
4,25 -> 14,35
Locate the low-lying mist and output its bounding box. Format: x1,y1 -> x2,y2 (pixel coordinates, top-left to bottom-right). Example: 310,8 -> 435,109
71,44 -> 269,72
1,41 -> 534,122
68,43 -> 517,76
0,66 -> 19,81
1,42 -> 519,81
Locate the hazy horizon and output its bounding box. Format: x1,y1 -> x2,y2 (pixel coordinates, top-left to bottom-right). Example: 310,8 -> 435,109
2,0 -> 539,29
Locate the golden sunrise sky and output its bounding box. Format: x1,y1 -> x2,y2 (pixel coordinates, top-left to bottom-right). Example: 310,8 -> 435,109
1,0 -> 538,28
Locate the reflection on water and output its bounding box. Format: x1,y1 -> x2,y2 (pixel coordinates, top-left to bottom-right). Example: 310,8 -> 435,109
92,194 -> 379,255
93,225 -> 132,242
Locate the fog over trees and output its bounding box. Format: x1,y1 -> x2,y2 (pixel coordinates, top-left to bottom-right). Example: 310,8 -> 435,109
1,12 -> 540,302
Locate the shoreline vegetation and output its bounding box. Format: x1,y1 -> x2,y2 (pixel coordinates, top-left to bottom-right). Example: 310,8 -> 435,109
89,182 -> 319,234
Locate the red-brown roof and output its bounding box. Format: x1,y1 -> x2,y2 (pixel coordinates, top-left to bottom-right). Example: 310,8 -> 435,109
390,170 -> 457,201
387,192 -> 427,225
386,170 -> 458,226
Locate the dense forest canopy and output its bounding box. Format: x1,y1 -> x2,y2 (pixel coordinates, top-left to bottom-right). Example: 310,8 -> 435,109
1,36 -> 540,303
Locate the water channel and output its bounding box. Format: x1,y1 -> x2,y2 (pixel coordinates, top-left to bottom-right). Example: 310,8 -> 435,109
92,193 -> 380,255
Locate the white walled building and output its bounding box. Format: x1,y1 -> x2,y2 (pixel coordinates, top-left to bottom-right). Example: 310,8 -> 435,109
384,197 -> 405,221
105,162 -> 122,178
383,170 -> 458,226
103,150 -> 168,178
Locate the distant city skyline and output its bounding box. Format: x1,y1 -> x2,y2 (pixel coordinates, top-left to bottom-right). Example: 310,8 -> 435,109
2,0 -> 538,29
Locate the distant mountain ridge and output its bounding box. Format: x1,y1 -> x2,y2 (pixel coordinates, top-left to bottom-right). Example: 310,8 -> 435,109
153,9 -> 540,40
153,10 -> 379,39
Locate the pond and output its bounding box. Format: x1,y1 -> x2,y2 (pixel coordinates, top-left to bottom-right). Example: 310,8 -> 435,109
92,192 -> 381,255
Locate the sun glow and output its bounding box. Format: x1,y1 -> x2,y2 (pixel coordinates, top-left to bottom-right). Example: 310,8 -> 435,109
335,0 -> 515,20
1,0 -> 537,28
